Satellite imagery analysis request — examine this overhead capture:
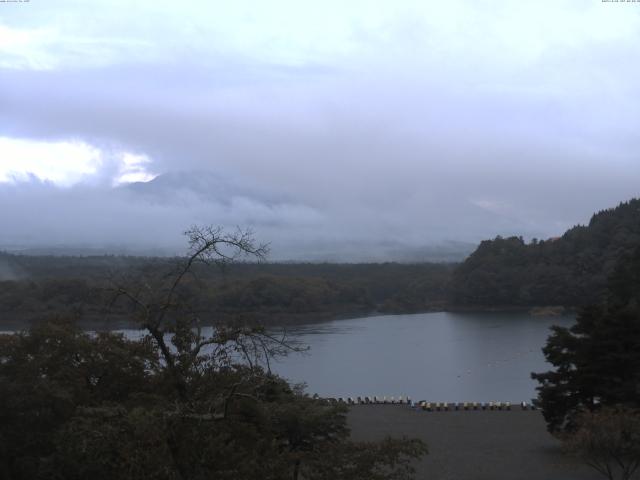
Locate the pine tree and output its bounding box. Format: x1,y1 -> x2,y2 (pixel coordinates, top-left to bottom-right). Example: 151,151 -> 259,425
532,247 -> 640,433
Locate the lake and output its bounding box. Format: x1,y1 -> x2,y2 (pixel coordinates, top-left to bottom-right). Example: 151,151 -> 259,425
1,311 -> 574,403
267,311 -> 575,403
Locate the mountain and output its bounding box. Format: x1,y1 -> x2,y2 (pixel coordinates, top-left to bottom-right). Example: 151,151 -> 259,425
122,170 -> 286,206
450,198 -> 640,308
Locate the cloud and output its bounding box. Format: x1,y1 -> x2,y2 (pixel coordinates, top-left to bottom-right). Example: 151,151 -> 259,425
0,23 -> 155,70
0,137 -> 103,186
0,25 -> 56,70
0,137 -> 156,187
113,153 -> 156,186
0,1 -> 639,259
0,169 -> 330,257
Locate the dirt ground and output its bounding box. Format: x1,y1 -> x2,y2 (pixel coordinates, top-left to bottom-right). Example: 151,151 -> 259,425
347,405 -> 607,480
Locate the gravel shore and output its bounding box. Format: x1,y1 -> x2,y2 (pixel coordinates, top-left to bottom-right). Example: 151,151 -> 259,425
347,405 -> 604,480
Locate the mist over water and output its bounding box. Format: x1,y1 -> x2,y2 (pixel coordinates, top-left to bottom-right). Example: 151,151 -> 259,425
0,257 -> 26,281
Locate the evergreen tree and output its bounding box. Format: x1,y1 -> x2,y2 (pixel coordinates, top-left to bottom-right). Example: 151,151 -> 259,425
532,247 -> 640,433
452,198 -> 640,308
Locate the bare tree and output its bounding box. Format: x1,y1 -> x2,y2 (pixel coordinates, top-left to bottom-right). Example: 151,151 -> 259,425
1,226 -> 428,480
108,225 -> 295,401
563,407 -> 640,480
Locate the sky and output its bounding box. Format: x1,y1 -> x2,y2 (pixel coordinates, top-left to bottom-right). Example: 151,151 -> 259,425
0,0 -> 639,260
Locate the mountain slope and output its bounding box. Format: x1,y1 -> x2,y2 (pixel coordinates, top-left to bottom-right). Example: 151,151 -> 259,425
451,198 -> 640,307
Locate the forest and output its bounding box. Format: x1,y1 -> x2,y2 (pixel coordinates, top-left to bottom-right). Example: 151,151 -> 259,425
1,198 -> 639,330
451,198 -> 640,309
0,253 -> 453,329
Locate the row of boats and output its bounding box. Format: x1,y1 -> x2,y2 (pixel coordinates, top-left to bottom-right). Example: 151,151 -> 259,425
328,395 -> 411,405
325,396 -> 537,411
413,401 -> 536,411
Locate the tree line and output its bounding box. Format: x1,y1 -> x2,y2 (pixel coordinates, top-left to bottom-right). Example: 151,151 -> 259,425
451,198 -> 640,308
0,253 -> 454,328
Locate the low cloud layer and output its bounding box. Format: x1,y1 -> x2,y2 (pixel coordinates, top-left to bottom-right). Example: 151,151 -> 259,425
1,1 -> 639,260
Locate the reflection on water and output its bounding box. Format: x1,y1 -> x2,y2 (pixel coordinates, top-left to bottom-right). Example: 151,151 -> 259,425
267,312 -> 575,403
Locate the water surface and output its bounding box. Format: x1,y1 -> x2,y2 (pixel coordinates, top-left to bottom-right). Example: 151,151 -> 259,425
268,311 -> 574,403
1,311 -> 573,403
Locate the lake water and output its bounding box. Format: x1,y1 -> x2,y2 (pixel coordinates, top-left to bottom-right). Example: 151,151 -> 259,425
267,312 -> 575,403
1,311 -> 574,403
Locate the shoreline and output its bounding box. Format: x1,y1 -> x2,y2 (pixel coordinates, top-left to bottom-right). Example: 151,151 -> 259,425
0,305 -> 576,332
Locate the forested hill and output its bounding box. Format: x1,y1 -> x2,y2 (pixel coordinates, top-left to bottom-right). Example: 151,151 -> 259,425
0,255 -> 453,328
451,198 -> 640,308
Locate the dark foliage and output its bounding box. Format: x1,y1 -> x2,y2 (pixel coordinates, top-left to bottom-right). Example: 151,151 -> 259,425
0,323 -> 427,480
532,246 -> 640,433
0,253 -> 453,329
0,226 -> 427,479
562,407 -> 640,480
452,198 -> 640,308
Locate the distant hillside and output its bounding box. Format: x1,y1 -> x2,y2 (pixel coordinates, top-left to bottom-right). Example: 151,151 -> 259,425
0,255 -> 454,328
451,198 -> 640,308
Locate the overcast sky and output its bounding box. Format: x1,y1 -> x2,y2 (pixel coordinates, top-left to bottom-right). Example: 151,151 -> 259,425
1,0 -> 639,260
